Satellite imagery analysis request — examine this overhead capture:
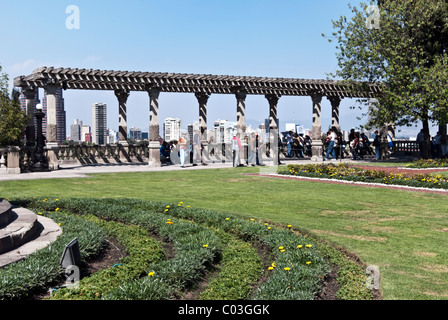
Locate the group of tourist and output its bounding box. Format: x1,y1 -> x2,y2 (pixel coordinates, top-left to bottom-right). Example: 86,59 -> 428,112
417,129 -> 448,159
160,130 -> 209,168
322,127 -> 381,161
160,126 -> 396,167
283,131 -> 312,159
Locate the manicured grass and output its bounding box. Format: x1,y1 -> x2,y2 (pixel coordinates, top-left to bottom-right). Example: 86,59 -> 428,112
1,165 -> 448,299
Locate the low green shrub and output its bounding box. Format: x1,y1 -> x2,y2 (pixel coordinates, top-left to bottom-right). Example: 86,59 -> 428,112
0,210 -> 104,300
5,197 -> 375,300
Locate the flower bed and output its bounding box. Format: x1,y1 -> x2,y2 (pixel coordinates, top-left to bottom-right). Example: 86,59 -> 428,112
278,163 -> 448,190
2,197 -> 376,300
406,158 -> 448,168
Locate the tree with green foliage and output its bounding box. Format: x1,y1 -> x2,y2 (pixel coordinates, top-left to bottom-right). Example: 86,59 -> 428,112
324,0 -> 448,159
0,64 -> 28,148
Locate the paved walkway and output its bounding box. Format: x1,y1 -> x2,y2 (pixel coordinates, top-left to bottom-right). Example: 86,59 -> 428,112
0,156 -> 415,182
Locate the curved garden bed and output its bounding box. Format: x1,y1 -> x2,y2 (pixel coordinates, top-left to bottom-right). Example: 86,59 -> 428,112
0,197 -> 376,300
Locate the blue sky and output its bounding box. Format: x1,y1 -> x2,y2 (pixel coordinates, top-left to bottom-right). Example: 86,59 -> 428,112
0,0 -> 429,137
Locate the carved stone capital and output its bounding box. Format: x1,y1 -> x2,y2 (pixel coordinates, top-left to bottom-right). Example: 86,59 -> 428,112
115,89 -> 130,103
195,92 -> 210,105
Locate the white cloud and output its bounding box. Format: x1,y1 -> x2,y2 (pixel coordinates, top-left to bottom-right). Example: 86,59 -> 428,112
9,59 -> 38,74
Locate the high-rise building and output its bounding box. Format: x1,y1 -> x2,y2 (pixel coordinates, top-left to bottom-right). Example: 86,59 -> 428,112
19,90 -> 41,141
81,125 -> 91,142
42,88 -> 66,144
188,122 -> 200,142
163,118 -> 181,142
130,127 -> 142,141
213,120 -> 237,143
70,119 -> 83,142
91,103 -> 107,145
107,128 -> 118,144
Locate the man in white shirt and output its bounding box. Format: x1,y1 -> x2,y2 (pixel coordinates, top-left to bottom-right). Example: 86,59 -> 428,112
324,129 -> 337,161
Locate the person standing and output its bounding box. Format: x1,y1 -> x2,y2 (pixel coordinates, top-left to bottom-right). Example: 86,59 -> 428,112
246,133 -> 257,166
286,131 -> 294,157
324,128 -> 337,161
232,133 -> 243,167
193,129 -> 207,166
178,133 -> 188,168
416,129 -> 425,158
373,130 -> 381,160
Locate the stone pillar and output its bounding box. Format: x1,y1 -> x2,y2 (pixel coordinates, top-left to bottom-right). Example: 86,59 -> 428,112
44,85 -> 58,146
44,85 -> 59,170
195,92 -> 210,142
266,94 -> 281,165
236,91 -> 247,161
235,91 -> 247,135
328,96 -> 341,131
22,87 -> 37,147
148,88 -> 161,167
195,92 -> 210,162
115,89 -> 130,145
311,94 -> 323,161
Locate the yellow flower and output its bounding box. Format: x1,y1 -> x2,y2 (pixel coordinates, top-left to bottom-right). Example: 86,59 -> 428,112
203,244 -> 209,248
55,208 -> 59,211
250,218 -> 255,222
284,267 -> 290,271
148,272 -> 155,277
278,246 -> 284,250
280,249 -> 286,253
187,206 -> 191,208
287,224 -> 292,228
297,245 -> 303,249
55,199 -> 59,201
225,218 -> 230,221
166,205 -> 170,208
306,261 -> 311,265
38,212 -> 42,215
271,262 -> 276,268
58,223 -> 61,226
306,244 -> 312,248
267,227 -> 271,230
268,266 -> 274,271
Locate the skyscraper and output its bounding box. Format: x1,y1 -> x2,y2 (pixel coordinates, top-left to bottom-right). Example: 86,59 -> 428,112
70,119 -> 83,142
42,88 -> 66,144
163,118 -> 181,142
91,103 -> 107,145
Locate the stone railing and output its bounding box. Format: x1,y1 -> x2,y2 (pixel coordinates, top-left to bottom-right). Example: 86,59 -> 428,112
0,147 -> 21,174
55,144 -> 149,165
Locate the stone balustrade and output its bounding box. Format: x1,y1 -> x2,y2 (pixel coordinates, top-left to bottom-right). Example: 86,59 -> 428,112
0,147 -> 21,174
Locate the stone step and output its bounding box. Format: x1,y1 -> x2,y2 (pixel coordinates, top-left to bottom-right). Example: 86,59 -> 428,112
0,199 -> 13,228
0,210 -> 62,267
0,207 -> 40,255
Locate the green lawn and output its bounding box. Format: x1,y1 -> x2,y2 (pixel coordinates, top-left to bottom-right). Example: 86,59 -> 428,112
1,165 -> 448,300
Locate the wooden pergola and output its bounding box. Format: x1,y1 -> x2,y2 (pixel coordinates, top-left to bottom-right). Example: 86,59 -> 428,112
14,67 -> 381,168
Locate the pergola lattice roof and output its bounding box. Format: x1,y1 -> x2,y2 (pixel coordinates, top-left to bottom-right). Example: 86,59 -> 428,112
14,66 -> 381,98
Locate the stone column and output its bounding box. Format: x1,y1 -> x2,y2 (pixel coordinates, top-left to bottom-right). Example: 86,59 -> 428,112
235,91 -> 247,161
195,92 -> 210,141
328,96 -> 341,131
147,88 -> 161,167
22,87 -> 37,147
195,92 -> 210,162
115,89 -> 130,145
311,94 -> 323,162
266,94 -> 281,165
44,85 -> 59,170
235,91 -> 247,134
